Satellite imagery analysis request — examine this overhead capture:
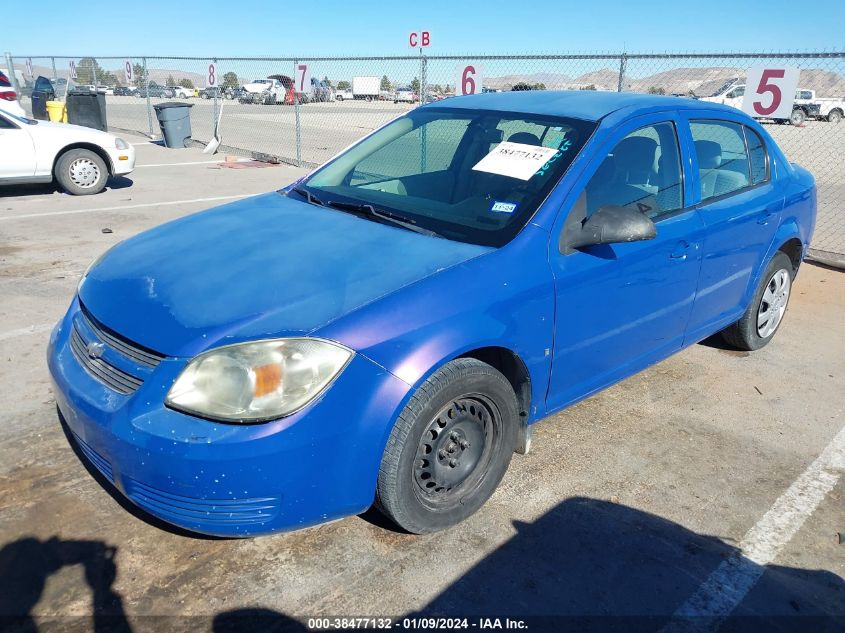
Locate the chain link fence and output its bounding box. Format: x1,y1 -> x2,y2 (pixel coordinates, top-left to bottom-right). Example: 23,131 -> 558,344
5,51 -> 844,263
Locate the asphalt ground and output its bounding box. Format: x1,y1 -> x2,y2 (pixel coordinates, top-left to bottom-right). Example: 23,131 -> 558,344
0,139 -> 843,632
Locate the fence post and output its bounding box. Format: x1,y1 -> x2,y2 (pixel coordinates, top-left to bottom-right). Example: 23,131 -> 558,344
617,52 -> 627,92
420,53 -> 428,172
143,57 -> 153,137
4,52 -> 21,96
294,58 -> 302,167
212,57 -> 219,150
50,57 -> 57,82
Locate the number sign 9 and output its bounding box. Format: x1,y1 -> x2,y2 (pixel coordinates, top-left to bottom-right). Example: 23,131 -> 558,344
742,66 -> 800,120
457,64 -> 483,96
124,59 -> 133,84
206,62 -> 218,88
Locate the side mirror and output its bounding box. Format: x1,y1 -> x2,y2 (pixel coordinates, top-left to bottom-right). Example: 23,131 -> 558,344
567,205 -> 657,251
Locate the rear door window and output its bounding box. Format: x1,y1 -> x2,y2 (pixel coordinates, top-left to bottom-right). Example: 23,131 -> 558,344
690,120 -> 751,201
744,126 -> 769,185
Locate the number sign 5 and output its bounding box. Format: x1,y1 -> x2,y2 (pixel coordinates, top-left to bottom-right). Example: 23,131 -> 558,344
742,66 -> 800,120
457,64 -> 483,96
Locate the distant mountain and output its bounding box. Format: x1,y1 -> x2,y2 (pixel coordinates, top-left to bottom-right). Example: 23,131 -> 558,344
484,66 -> 845,97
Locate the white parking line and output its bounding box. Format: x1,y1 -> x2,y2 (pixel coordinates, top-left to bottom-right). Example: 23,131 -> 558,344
137,159 -> 251,168
664,423 -> 845,631
0,194 -> 257,222
0,323 -> 55,342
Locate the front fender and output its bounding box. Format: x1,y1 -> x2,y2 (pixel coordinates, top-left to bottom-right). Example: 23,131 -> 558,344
314,224 -> 556,423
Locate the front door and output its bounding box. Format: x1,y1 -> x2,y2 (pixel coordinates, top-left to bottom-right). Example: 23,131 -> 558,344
0,113 -> 36,179
547,114 -> 705,412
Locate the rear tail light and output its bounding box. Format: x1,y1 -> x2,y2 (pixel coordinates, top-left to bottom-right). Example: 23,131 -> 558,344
0,91 -> 17,101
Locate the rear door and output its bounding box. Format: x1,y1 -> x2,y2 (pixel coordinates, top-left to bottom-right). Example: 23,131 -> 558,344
680,112 -> 783,342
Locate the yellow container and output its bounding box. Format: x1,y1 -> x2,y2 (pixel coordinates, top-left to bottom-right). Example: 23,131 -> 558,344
46,101 -> 68,123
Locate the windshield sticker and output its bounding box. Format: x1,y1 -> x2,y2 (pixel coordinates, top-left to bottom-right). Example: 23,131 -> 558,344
490,201 -> 518,214
472,142 -> 561,181
535,139 -> 573,177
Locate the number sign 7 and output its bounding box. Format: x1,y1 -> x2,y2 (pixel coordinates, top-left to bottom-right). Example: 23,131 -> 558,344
296,63 -> 310,94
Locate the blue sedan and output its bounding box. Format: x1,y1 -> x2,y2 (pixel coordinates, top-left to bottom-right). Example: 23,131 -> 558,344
48,91 -> 816,536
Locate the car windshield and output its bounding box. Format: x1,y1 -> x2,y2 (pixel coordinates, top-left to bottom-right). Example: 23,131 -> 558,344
298,107 -> 595,247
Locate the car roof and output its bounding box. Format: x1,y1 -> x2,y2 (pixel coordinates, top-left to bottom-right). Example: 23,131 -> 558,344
432,90 -> 740,122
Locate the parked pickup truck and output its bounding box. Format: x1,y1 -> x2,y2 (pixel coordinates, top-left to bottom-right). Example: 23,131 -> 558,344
794,89 -> 844,123
700,80 -> 820,125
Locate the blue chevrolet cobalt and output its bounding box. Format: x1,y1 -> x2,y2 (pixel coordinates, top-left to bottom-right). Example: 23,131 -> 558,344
49,92 -> 816,536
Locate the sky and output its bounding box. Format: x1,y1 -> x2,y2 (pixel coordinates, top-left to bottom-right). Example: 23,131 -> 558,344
4,0 -> 844,58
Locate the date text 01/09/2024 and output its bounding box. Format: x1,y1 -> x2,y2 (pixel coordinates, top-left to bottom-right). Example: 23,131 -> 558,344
306,617 -> 528,630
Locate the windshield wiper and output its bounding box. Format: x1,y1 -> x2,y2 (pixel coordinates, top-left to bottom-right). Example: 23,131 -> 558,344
326,200 -> 441,238
291,186 -> 325,207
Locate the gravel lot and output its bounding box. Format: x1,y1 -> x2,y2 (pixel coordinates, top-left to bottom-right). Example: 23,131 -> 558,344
0,137 -> 843,632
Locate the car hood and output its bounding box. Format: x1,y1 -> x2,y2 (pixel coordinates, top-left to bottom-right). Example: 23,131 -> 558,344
243,83 -> 271,92
29,119 -> 116,143
79,192 -> 490,358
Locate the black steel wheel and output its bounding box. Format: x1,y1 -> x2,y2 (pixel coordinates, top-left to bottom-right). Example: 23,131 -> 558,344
376,358 -> 518,534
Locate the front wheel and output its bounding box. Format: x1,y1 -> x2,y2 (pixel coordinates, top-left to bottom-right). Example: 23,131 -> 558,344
375,358 -> 518,534
790,108 -> 806,126
721,251 -> 794,351
55,149 -> 108,195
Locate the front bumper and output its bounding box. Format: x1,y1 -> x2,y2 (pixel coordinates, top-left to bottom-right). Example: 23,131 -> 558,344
48,298 -> 410,536
107,144 -> 135,176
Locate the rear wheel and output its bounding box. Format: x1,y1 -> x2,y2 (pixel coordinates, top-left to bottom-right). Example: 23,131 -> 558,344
55,149 -> 108,195
376,358 -> 518,534
721,251 -> 793,351
828,109 -> 843,124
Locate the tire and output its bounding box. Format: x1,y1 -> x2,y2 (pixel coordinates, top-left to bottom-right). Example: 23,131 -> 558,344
828,109 -> 843,124
721,251 -> 794,351
336,95 -> 343,101
55,149 -> 108,196
790,108 -> 806,126
375,358 -> 518,534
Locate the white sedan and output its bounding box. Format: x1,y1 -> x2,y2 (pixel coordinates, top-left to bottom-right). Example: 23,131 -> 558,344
0,111 -> 135,195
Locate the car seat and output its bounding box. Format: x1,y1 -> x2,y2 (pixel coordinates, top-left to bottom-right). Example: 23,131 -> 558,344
695,140 -> 748,199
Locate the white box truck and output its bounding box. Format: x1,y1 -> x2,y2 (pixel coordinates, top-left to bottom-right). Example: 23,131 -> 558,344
352,76 -> 380,101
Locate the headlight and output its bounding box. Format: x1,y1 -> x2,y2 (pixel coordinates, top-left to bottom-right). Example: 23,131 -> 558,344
114,137 -> 129,150
165,338 -> 353,422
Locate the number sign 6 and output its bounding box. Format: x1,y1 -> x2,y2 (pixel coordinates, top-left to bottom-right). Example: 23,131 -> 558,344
742,66 -> 800,120
457,64 -> 483,96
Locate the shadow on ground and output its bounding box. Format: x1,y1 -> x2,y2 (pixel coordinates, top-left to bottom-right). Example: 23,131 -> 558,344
1,498 -> 842,632
0,176 -> 134,199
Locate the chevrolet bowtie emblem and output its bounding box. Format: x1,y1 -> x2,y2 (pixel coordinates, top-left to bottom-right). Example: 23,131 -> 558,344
86,341 -> 105,359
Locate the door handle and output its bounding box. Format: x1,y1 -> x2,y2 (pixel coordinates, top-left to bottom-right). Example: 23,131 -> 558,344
669,241 -> 690,260
757,211 -> 774,225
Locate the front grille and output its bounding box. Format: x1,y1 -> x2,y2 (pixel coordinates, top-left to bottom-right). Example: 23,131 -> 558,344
70,327 -> 143,394
124,477 -> 280,526
79,309 -> 164,368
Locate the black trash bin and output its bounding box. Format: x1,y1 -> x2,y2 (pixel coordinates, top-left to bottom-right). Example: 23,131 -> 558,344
66,89 -> 108,131
30,76 -> 56,120
153,102 -> 193,148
